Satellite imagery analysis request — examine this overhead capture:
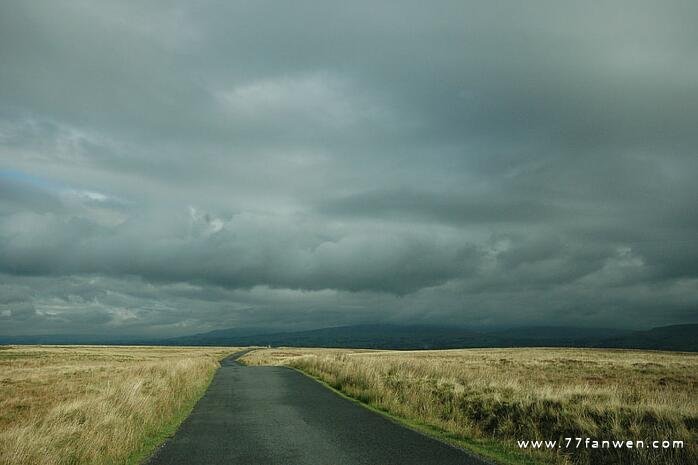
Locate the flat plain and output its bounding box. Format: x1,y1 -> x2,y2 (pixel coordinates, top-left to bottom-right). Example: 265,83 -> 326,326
242,347 -> 698,465
1,345 -> 695,465
0,345 -> 236,465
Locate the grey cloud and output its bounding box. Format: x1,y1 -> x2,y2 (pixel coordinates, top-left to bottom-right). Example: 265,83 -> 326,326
0,175 -> 64,214
318,188 -> 565,225
0,198 -> 478,294
1,0 -> 697,336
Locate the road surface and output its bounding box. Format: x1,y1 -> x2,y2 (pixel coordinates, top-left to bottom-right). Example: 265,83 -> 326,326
146,351 -> 488,465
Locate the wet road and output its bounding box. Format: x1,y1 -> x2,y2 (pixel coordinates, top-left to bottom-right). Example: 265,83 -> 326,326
146,351 -> 487,465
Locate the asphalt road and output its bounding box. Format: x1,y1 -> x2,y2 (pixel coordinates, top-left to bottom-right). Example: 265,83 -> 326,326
146,351 -> 487,465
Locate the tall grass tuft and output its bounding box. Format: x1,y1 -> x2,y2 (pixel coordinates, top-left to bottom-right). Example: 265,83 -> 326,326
244,347 -> 697,465
0,345 -> 235,465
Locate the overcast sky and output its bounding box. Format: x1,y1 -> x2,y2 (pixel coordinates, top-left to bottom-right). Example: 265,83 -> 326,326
1,1 -> 697,337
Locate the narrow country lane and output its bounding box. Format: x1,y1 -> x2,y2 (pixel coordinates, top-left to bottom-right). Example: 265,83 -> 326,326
146,351 -> 488,465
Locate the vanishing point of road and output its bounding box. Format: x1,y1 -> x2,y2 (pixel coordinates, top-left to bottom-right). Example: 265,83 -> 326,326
146,350 -> 488,465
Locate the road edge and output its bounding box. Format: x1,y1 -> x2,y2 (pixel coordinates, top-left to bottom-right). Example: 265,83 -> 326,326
285,366 -> 550,465
136,349 -> 246,465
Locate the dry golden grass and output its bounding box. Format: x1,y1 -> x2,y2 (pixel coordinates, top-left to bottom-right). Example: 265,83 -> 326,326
0,345 -> 238,465
243,347 -> 698,465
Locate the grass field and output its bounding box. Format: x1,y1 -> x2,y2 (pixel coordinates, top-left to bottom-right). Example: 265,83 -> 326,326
0,345 -> 237,465
242,347 -> 698,465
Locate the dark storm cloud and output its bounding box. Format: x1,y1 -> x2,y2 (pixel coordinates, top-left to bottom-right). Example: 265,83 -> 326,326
1,0 -> 697,336
317,188 -> 565,224
0,184 -> 479,294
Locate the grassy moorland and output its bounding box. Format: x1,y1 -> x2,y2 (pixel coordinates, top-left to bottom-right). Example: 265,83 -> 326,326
0,345 -> 237,465
242,347 -> 697,465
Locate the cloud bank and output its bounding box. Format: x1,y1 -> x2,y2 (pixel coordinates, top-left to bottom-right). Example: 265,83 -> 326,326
1,0 -> 696,336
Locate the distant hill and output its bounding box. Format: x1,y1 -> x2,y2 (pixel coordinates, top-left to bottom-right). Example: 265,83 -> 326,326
486,326 -> 629,340
161,323 -> 697,351
597,324 -> 698,351
166,326 -> 277,346
3,323 -> 695,352
484,326 -> 631,346
165,324 -> 499,349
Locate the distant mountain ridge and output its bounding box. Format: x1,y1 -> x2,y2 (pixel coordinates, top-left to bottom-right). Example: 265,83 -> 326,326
161,323 -> 697,352
166,324 -> 493,349
2,323 -> 696,351
598,324 -> 698,352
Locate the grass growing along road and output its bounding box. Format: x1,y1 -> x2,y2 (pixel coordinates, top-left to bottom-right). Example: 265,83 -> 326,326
2,345 -> 694,465
242,347 -> 698,465
0,345 -> 237,465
